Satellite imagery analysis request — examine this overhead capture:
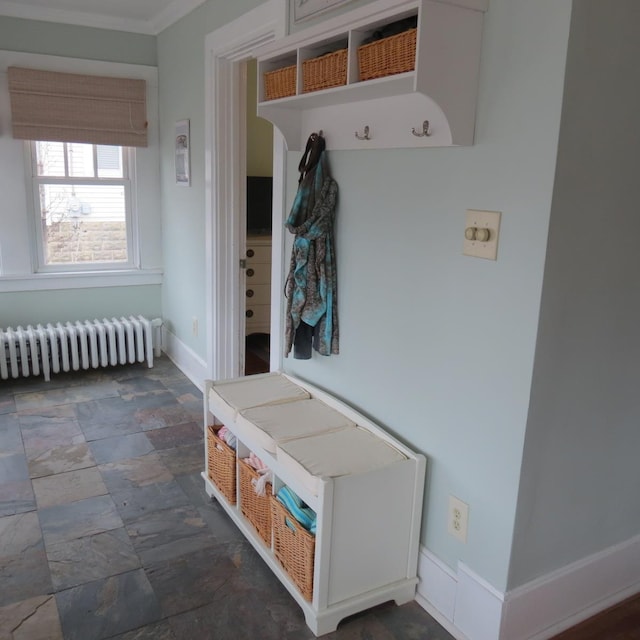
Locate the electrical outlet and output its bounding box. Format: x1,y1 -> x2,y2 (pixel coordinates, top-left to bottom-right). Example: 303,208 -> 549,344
448,495 -> 469,543
192,317 -> 198,337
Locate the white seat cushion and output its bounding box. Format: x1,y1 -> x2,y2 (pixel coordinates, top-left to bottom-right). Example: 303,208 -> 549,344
276,426 -> 407,496
208,372 -> 310,421
236,398 -> 355,454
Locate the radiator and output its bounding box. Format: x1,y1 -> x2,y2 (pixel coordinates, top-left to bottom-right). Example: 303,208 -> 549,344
0,316 -> 162,382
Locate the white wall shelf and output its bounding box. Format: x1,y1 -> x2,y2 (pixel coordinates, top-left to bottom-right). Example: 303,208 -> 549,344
254,0 -> 488,151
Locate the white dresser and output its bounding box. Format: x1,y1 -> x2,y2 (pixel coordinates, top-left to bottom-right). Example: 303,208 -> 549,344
245,235 -> 271,336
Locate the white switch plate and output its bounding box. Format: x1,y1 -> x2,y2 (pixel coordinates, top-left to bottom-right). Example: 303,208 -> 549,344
463,209 -> 501,260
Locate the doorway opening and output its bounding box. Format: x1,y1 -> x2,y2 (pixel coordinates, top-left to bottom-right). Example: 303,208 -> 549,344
244,59 -> 273,375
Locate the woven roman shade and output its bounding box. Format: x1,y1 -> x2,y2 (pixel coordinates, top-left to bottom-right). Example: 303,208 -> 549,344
8,66 -> 148,147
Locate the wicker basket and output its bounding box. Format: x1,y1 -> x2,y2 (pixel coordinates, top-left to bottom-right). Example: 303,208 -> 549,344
238,458 -> 272,545
357,27 -> 417,81
270,495 -> 315,602
264,64 -> 296,101
206,425 -> 236,504
302,48 -> 348,94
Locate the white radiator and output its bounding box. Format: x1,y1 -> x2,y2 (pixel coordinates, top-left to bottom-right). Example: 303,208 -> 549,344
0,316 -> 162,382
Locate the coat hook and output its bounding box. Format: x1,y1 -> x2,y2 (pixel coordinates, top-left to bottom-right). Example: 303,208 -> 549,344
411,120 -> 431,137
355,125 -> 370,141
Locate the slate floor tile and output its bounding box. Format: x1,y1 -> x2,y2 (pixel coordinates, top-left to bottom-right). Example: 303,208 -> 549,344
126,504 -> 216,566
0,479 -> 36,517
143,545 -> 238,617
0,594 -> 63,640
115,376 -> 167,396
89,432 -> 154,465
0,395 -> 16,415
0,413 -> 23,453
75,397 -> 145,441
56,569 -> 161,640
19,405 -> 85,456
0,512 -> 52,608
0,452 -> 29,483
27,442 -> 96,479
106,620 -> 177,640
111,480 -> 191,523
39,495 -> 123,546
145,422 -> 202,450
157,443 -> 204,476
14,381 -> 120,412
33,466 -> 108,509
47,527 -> 140,591
98,452 -> 174,493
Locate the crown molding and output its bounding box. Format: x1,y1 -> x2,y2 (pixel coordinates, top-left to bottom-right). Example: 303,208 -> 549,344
0,0 -> 207,35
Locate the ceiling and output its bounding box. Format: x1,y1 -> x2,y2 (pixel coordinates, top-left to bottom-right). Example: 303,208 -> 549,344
0,0 -> 208,35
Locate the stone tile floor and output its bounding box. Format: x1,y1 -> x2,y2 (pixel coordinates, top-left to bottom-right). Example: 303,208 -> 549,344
0,358 -> 454,640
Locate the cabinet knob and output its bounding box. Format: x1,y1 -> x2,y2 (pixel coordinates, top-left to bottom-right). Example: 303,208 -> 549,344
246,268 -> 255,277
247,249 -> 255,258
246,289 -> 254,298
246,309 -> 254,318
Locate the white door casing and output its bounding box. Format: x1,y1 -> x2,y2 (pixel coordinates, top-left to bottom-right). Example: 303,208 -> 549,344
204,0 -> 287,381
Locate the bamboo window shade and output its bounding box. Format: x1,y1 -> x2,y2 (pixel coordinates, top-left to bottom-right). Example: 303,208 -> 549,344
7,66 -> 148,147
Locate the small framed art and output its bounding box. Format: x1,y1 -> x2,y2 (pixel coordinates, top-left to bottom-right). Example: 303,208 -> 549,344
175,119 -> 190,186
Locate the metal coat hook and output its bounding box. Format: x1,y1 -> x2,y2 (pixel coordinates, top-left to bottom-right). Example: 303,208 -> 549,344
411,120 -> 431,137
354,125 -> 370,141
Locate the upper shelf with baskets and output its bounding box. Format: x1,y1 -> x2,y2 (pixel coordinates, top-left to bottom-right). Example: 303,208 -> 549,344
254,0 -> 488,151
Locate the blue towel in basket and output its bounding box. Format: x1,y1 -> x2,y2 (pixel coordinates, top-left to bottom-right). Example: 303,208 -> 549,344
276,486 -> 316,535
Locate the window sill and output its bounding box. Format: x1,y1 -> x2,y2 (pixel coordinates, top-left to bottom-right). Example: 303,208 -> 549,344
0,268 -> 163,293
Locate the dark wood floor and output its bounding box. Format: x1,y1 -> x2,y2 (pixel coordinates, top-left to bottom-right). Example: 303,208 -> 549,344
551,592 -> 640,639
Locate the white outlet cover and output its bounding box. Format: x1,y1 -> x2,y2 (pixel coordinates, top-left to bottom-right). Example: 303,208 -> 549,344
463,209 -> 501,260
448,495 -> 469,543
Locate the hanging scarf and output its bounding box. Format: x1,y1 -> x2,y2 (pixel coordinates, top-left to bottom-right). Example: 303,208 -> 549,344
285,138 -> 339,358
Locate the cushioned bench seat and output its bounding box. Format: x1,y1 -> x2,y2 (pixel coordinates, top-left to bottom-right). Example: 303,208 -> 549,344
276,426 -> 407,497
236,398 -> 356,454
208,372 -> 309,422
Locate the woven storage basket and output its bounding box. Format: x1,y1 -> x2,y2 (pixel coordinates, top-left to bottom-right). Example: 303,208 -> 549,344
238,458 -> 272,545
264,64 -> 296,101
302,48 -> 347,93
270,495 -> 315,602
357,27 -> 417,81
207,425 -> 236,504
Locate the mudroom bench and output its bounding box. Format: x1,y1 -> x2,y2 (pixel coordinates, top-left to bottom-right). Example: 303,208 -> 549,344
201,371 -> 426,636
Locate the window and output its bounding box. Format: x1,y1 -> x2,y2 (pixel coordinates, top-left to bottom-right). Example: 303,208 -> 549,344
29,141 -> 136,271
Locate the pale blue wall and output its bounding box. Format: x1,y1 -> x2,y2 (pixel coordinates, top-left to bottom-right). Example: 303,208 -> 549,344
0,16 -> 156,65
0,286 -> 161,327
156,1 -> 262,352
509,0 -> 640,587
282,0 -> 572,590
158,0 -> 572,591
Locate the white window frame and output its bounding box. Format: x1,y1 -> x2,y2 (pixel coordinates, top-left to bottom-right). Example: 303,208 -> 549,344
26,141 -> 139,274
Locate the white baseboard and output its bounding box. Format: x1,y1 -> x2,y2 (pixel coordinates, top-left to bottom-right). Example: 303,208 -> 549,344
161,327 -> 207,391
416,533 -> 640,640
501,532 -> 640,639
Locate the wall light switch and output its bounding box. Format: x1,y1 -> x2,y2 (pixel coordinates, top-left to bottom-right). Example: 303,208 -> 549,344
463,209 -> 501,260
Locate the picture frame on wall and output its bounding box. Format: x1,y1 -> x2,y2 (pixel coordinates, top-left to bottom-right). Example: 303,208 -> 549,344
293,0 -> 355,23
175,119 -> 190,186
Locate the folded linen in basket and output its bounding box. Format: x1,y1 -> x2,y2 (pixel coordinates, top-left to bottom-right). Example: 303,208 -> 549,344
276,485 -> 316,535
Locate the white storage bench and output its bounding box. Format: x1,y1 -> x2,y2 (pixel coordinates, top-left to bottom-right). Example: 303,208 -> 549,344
201,371 -> 426,636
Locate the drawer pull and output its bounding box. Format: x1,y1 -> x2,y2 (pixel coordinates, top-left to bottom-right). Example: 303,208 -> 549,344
246,289 -> 254,298
247,268 -> 255,277
247,249 -> 255,258
246,309 -> 254,318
